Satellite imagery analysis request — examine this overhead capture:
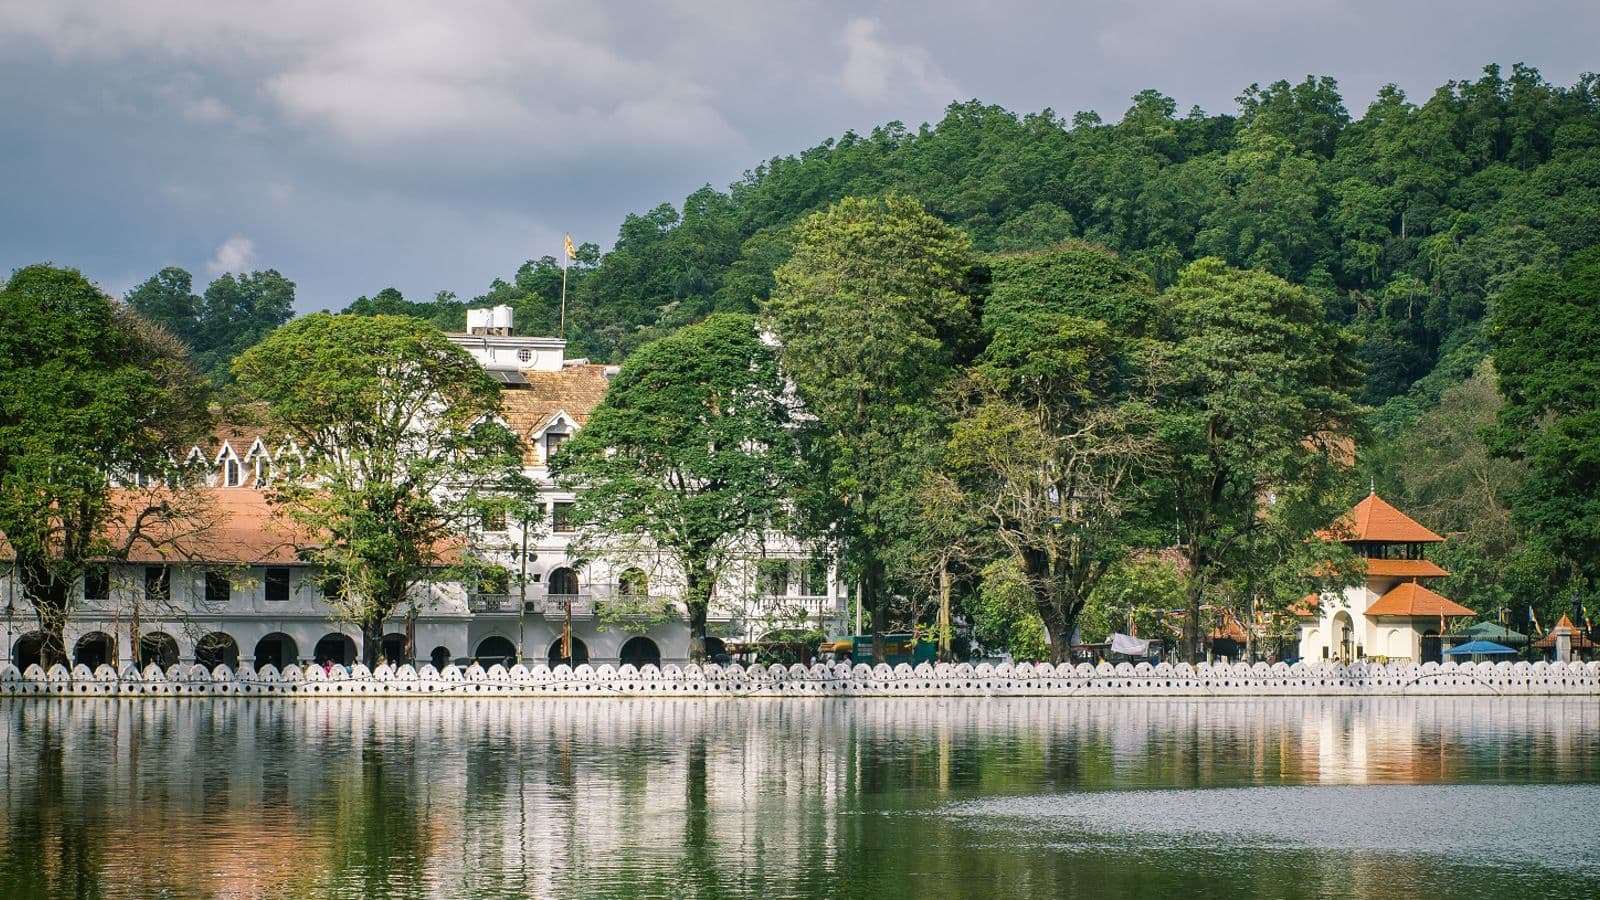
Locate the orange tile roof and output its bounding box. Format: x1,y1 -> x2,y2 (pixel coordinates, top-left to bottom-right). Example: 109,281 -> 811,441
498,364 -> 612,465
1532,614 -> 1599,650
1318,493 -> 1444,544
1290,592 -> 1321,617
1364,582 -> 1474,618
1363,558 -> 1450,578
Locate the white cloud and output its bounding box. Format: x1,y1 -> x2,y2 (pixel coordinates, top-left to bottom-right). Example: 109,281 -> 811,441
206,236 -> 256,275
838,17 -> 959,104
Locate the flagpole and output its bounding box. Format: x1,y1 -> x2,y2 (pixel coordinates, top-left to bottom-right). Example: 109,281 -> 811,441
560,251 -> 568,340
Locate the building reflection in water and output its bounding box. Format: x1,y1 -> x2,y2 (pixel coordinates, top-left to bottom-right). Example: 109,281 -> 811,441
0,697 -> 1596,897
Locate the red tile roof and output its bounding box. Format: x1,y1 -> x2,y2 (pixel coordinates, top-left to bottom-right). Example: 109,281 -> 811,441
1363,558 -> 1450,578
1532,614 -> 1599,650
1319,494 -> 1444,544
1290,592 -> 1321,617
1364,582 -> 1474,618
498,364 -> 612,465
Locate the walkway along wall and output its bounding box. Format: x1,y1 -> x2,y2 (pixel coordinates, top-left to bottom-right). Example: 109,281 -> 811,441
2,659 -> 1598,698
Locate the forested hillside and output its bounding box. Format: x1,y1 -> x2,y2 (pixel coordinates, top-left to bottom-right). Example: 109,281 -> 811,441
114,62 -> 1600,643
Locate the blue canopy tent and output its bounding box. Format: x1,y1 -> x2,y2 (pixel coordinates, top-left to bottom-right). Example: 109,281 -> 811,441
1444,640 -> 1518,658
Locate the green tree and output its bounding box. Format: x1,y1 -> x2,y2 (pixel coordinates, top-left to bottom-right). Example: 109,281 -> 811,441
0,265 -> 212,665
549,314 -> 800,662
944,244 -> 1162,662
1489,248 -> 1600,586
125,267 -> 202,345
1154,259 -> 1363,662
232,314 -> 535,666
766,195 -> 978,661
195,269 -> 296,379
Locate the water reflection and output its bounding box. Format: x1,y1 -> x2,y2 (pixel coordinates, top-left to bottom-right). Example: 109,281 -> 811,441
0,698 -> 1596,898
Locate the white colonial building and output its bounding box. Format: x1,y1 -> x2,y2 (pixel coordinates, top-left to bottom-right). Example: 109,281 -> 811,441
0,308 -> 844,671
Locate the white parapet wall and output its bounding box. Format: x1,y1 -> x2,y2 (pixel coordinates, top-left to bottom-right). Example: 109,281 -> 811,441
1,659 -> 1598,698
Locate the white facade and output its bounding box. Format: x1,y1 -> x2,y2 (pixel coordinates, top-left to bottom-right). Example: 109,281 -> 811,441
2,312 -> 843,670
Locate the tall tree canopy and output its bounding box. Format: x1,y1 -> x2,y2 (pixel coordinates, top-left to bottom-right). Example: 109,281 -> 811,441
766,195 -> 979,660
124,266 -> 298,381
233,313 -> 535,666
550,313 -> 800,661
1153,259 -> 1363,661
0,265 -> 212,665
1490,248 -> 1600,587
945,243 -> 1161,662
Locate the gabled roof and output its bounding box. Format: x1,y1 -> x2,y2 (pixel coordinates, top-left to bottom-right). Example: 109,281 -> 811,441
1532,614 -> 1598,650
498,364 -> 612,465
1319,493 -> 1444,544
1364,581 -> 1474,618
1363,558 -> 1450,578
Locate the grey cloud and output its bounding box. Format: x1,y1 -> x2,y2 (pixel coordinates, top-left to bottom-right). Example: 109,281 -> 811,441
1,1 -> 1596,314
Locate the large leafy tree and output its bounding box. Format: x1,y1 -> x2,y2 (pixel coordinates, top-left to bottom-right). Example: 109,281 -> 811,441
0,265 -> 212,666
766,195 -> 978,661
944,244 -> 1162,662
549,314 -> 799,661
1490,248 -> 1600,587
1154,258 -> 1363,662
233,314 -> 534,666
195,269 -> 296,379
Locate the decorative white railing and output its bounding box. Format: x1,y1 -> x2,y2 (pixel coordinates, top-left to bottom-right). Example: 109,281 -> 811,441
1,659 -> 1596,698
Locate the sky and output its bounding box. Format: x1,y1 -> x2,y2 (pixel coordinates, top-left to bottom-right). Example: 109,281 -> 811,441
2,1 -> 1597,312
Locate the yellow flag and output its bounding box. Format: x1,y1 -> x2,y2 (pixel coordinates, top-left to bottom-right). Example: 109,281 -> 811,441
563,234 -> 577,260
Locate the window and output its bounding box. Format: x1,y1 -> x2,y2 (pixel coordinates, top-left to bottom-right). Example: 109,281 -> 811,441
552,502 -> 575,533
265,568 -> 291,602
145,566 -> 170,603
253,457 -> 269,487
758,559 -> 789,596
545,432 -> 569,463
205,571 -> 231,604
618,568 -> 649,596
518,348 -> 533,363
802,557 -> 830,596
223,458 -> 242,487
83,566 -> 110,601
482,508 -> 507,533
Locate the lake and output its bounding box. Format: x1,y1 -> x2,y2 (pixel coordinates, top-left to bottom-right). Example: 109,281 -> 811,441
1,697 -> 1596,898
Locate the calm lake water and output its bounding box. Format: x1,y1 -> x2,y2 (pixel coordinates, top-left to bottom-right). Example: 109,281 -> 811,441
1,697 -> 1597,899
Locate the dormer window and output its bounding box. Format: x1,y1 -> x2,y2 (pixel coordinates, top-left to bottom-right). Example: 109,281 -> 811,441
253,457 -> 269,487
546,432 -> 569,463
223,458 -> 242,487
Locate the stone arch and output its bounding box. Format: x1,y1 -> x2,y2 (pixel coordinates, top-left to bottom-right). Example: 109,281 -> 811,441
617,567 -> 649,596
429,645 -> 451,669
381,632 -> 409,666
254,632 -> 299,670
139,632 -> 180,668
547,637 -> 589,667
548,567 -> 580,596
619,636 -> 661,668
704,636 -> 728,662
12,631 -> 45,670
314,632 -> 357,666
1331,612 -> 1354,663
196,632 -> 240,669
476,635 -> 517,665
74,631 -> 116,669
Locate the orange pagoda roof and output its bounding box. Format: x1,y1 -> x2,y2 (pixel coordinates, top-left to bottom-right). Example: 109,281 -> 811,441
1319,493 -> 1444,544
1364,558 -> 1450,578
1364,582 -> 1474,618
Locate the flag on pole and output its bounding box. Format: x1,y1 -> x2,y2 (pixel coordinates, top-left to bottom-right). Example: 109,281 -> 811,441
563,234 -> 577,266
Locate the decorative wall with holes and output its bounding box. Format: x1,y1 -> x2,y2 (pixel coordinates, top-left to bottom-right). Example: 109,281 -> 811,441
2,659 -> 1597,698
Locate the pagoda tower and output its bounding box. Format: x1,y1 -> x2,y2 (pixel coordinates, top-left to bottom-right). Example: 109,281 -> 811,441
1295,492 -> 1474,664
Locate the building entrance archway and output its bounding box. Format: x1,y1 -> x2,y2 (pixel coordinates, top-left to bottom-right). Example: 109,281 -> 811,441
139,632 -> 179,668
254,632 -> 299,670
74,632 -> 116,669
547,637 -> 588,667
619,636 -> 661,668
196,632 -> 239,670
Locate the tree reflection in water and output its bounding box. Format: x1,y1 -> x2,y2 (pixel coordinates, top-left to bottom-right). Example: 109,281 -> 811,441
0,698 -> 1596,898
